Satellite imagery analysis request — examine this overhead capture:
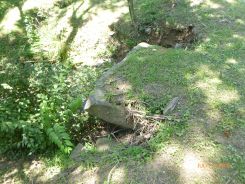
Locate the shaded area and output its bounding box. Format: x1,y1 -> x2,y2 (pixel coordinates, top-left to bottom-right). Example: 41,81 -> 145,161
0,0 -> 106,156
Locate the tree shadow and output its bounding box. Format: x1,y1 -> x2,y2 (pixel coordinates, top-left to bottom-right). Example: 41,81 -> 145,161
59,0 -> 124,61
46,138 -> 182,184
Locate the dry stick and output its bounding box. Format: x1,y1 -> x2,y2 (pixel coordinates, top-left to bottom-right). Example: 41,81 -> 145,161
111,132 -> 120,143
95,129 -> 125,138
107,162 -> 119,184
131,112 -> 172,121
163,97 -> 180,114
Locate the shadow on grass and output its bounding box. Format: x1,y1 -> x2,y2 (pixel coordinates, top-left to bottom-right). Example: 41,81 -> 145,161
59,0 -> 124,61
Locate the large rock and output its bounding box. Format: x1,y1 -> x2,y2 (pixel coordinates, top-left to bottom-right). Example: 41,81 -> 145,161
84,90 -> 131,128
84,43 -> 151,129
70,143 -> 84,162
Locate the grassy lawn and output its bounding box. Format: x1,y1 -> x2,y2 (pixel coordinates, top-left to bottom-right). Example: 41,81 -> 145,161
0,0 -> 245,183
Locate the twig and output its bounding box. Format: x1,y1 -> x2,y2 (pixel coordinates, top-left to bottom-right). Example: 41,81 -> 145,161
146,114 -> 169,120
163,97 -> 180,114
95,129 -> 125,138
130,111 -> 172,121
107,162 -> 119,184
111,133 -> 120,143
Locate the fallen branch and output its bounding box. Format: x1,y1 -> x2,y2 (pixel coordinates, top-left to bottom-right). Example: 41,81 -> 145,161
95,129 -> 125,138
107,162 -> 119,184
163,97 -> 180,114
129,109 -> 173,121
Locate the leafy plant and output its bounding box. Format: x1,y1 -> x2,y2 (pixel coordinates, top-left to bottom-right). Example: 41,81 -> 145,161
0,59 -> 100,154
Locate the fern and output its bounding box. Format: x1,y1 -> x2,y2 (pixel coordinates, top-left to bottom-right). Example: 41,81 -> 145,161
46,124 -> 73,154
1,52 -> 98,154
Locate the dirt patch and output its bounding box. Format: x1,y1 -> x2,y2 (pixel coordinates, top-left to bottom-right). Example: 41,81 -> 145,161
109,22 -> 197,62
145,25 -> 197,48
144,83 -> 167,98
215,127 -> 245,152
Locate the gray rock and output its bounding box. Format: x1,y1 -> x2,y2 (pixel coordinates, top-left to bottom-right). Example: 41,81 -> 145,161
70,143 -> 84,162
84,43 -> 151,129
145,27 -> 152,34
84,92 -> 131,128
174,43 -> 183,49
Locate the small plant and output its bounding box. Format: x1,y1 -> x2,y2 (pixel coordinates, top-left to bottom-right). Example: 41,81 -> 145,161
222,146 -> 245,182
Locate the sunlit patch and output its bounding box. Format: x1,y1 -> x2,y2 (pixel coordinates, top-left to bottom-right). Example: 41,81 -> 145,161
22,0 -> 56,12
22,160 -> 45,181
189,0 -> 204,7
35,0 -> 128,66
138,42 -> 151,48
96,141 -> 110,151
181,152 -> 214,183
225,42 -> 233,48
197,79 -> 239,104
235,19 -> 245,25
0,7 -> 21,36
195,65 -> 239,104
164,145 -> 179,155
204,38 -> 211,42
183,153 -> 201,173
206,0 -> 223,9
69,167 -> 98,184
226,58 -> 237,64
233,34 -> 244,39
226,0 -> 236,4
110,166 -> 126,183
3,168 -> 18,182
68,1 -> 128,65
39,166 -> 61,182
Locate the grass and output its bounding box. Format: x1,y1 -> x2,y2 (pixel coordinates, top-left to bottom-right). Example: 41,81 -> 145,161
0,0 -> 245,183
97,0 -> 245,183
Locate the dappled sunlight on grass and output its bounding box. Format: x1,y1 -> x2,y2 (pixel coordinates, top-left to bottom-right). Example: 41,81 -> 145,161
181,151 -> 215,183
0,7 -> 21,36
70,167 -> 98,183
205,0 -> 223,9
226,0 -> 237,4
22,0 -> 56,12
68,0 -> 128,65
195,65 -> 239,105
39,166 -> 62,182
235,18 -> 245,25
29,0 -> 128,65
226,58 -> 238,64
233,33 -> 245,40
189,0 -> 204,7
109,166 -> 126,183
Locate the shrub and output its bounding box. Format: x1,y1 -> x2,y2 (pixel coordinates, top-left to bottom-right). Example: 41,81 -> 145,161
0,61 -> 99,154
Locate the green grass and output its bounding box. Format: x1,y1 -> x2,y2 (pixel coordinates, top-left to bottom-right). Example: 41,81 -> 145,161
101,0 -> 245,182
